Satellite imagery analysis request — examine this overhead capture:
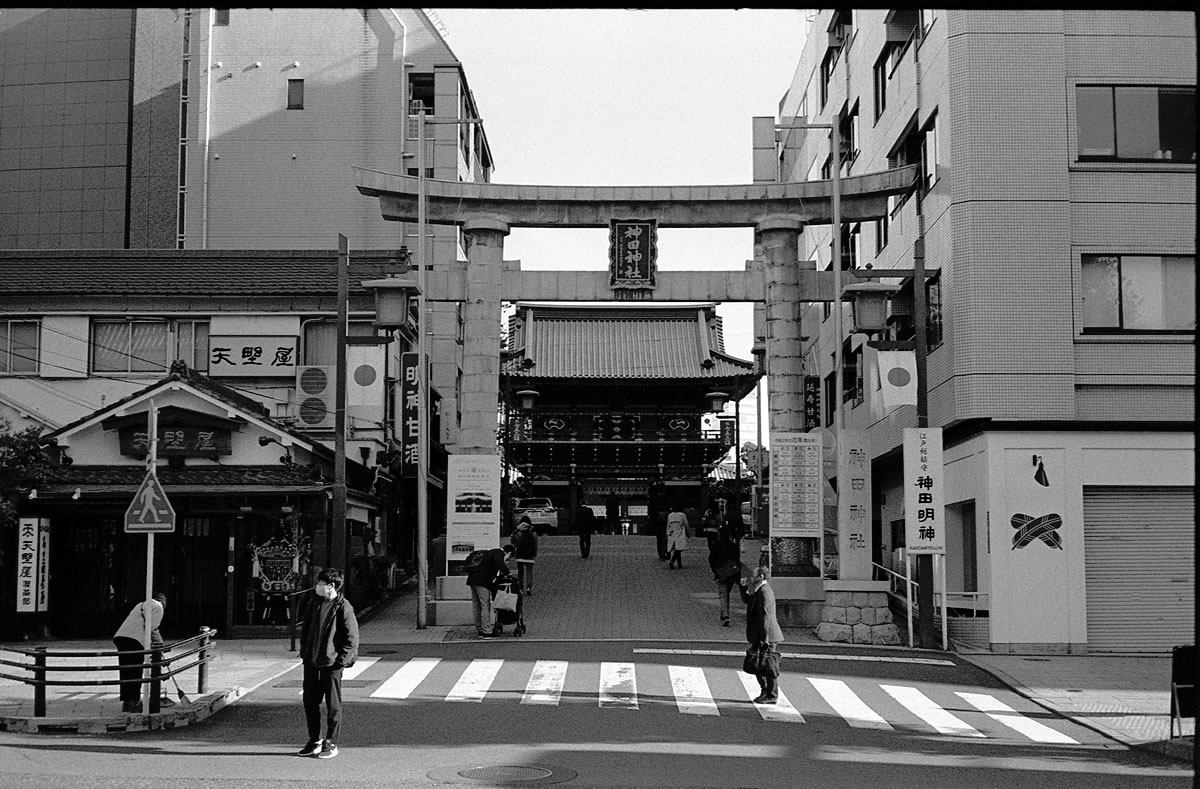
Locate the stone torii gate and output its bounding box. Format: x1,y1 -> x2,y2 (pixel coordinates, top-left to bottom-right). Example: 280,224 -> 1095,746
355,163 -> 917,634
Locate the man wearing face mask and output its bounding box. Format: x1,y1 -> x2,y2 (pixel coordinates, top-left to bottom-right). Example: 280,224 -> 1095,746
296,568 -> 359,760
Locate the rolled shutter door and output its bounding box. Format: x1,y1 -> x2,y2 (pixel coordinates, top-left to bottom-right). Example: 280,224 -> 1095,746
1083,486 -> 1194,654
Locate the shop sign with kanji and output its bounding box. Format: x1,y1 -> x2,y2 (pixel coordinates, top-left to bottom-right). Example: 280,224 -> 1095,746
609,219 -> 657,290
208,335 -> 298,377
16,518 -> 50,613
803,376 -> 821,431
120,426 -> 232,458
903,427 -> 945,554
399,352 -> 419,478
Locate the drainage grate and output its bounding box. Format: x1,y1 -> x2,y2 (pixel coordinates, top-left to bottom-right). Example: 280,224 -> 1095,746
459,766 -> 553,782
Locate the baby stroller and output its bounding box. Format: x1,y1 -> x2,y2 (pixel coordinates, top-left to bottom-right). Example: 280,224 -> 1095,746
492,571 -> 526,637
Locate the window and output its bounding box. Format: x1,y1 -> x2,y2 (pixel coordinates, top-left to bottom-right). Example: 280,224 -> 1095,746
888,274 -> 944,349
1081,255 -> 1195,331
919,8 -> 937,37
889,112 -> 938,194
841,222 -> 861,270
287,79 -> 304,110
409,74 -> 435,114
875,212 -> 890,255
213,8 -> 229,26
926,275 -> 943,347
0,320 -> 38,374
820,47 -> 838,109
921,113 -> 939,189
841,339 -> 864,407
1077,86 -> 1196,162
840,102 -> 859,165
823,371 -> 837,427
91,320 -> 209,374
873,53 -> 889,121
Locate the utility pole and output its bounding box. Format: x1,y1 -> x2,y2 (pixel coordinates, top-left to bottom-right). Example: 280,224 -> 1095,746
333,234 -> 349,573
913,237 -> 936,648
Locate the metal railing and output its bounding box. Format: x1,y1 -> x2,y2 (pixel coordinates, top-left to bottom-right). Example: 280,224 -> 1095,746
0,627 -> 218,717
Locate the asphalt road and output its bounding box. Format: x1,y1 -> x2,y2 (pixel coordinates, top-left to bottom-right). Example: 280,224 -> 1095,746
0,640 -> 1192,788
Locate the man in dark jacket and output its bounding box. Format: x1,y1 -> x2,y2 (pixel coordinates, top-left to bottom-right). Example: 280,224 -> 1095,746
466,544 -> 513,639
297,567 -> 359,760
575,503 -> 596,559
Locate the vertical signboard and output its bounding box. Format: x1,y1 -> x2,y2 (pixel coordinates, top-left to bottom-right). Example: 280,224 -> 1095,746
768,433 -> 823,538
609,219 -> 658,290
445,454 -> 502,574
399,352 -> 419,478
904,427 -> 945,554
837,429 -> 873,579
16,518 -> 49,613
803,376 -> 822,431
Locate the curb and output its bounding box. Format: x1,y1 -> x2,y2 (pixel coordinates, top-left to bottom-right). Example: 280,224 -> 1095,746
957,654 -> 1195,764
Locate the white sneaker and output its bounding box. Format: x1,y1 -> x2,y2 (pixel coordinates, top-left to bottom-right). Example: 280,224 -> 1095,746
317,741 -> 338,759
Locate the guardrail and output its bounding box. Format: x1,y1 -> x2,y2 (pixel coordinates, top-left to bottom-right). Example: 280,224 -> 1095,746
0,627 -> 218,717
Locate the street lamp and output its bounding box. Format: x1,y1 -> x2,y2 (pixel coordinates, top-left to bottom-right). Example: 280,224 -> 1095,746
406,102 -> 484,629
842,281 -> 898,335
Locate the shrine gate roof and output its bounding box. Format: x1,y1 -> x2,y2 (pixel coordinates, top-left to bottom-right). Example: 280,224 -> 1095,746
503,303 -> 756,381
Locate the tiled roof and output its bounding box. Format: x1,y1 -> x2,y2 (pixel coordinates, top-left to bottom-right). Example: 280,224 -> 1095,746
504,304 -> 755,380
43,464 -> 324,487
0,250 -> 408,295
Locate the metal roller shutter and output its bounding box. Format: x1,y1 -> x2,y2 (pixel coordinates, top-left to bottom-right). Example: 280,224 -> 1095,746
1083,486 -> 1194,654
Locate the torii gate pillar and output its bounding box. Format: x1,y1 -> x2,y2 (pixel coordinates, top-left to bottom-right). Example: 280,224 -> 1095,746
458,217 -> 509,454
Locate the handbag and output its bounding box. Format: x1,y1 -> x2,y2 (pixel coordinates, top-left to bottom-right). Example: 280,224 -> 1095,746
493,587 -> 518,613
717,560 -> 740,584
742,644 -> 782,677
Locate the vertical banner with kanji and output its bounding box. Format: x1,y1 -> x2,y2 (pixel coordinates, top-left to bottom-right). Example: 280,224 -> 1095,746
837,429 -> 873,579
904,427 -> 945,554
803,376 -> 821,431
399,352 -> 419,478
16,517 -> 50,613
608,219 -> 657,289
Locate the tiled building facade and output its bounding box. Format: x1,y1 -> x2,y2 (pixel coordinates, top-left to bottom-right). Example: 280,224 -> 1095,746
771,10 -> 1194,653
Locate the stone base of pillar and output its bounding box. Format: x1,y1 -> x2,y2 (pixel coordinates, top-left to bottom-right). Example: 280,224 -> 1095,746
815,580 -> 901,646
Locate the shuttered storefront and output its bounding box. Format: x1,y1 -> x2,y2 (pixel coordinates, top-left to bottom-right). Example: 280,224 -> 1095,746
1083,486 -> 1195,653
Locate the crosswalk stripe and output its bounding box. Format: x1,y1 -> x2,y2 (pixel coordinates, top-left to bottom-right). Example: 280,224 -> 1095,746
296,657 -> 379,695
521,660 -> 568,706
808,677 -> 893,730
881,685 -> 984,737
668,665 -> 719,716
446,659 -> 504,702
737,673 -> 805,723
370,657 -> 440,700
599,662 -> 637,709
956,692 -> 1079,744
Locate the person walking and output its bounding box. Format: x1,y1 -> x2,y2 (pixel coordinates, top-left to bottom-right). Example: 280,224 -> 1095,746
708,530 -> 741,627
510,516 -> 538,595
665,502 -> 690,569
296,567 -> 359,760
112,592 -> 171,713
466,544 -> 514,638
575,502 -> 596,558
739,564 -> 784,704
700,505 -> 722,548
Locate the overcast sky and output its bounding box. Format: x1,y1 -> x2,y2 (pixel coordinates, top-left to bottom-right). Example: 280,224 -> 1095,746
433,8 -> 811,448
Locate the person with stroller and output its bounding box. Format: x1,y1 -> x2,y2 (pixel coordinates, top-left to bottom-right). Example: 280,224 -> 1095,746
708,528 -> 741,627
112,592 -> 172,713
466,543 -> 514,639
510,516 -> 538,596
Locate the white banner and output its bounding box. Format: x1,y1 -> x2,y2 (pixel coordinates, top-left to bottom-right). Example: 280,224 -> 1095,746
768,433 -> 823,538
877,350 -> 917,410
904,427 -> 945,555
208,335 -> 298,377
445,454 -> 502,573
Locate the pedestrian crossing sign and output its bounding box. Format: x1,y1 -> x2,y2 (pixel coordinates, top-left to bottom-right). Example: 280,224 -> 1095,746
124,471 -> 176,533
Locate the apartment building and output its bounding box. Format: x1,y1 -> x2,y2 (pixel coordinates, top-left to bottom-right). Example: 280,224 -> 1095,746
0,8 -> 492,637
771,9 -> 1194,653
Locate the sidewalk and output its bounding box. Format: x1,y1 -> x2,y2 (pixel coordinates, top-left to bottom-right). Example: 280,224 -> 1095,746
0,535 -> 1193,764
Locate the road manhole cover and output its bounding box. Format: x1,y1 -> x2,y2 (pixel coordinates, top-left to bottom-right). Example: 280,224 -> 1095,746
460,766 -> 552,781
427,764 -> 576,785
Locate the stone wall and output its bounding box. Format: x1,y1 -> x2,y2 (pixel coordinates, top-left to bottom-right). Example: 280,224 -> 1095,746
816,590 -> 901,645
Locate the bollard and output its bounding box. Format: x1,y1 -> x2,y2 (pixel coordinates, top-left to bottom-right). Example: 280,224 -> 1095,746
33,647 -> 46,718
197,626 -> 211,694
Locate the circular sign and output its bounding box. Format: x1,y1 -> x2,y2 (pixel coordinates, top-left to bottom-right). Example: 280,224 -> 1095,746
886,366 -> 912,387
354,364 -> 377,387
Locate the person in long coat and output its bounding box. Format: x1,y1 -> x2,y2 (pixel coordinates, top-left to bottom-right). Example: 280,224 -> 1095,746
665,502 -> 690,569
739,564 -> 785,704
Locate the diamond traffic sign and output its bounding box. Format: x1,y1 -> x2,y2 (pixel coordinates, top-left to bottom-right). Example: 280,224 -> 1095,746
124,471 -> 176,533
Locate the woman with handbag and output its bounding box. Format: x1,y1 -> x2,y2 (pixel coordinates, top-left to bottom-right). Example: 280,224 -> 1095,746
739,564 -> 784,704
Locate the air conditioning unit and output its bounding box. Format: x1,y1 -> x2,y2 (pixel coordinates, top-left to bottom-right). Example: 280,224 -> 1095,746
295,365 -> 335,430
